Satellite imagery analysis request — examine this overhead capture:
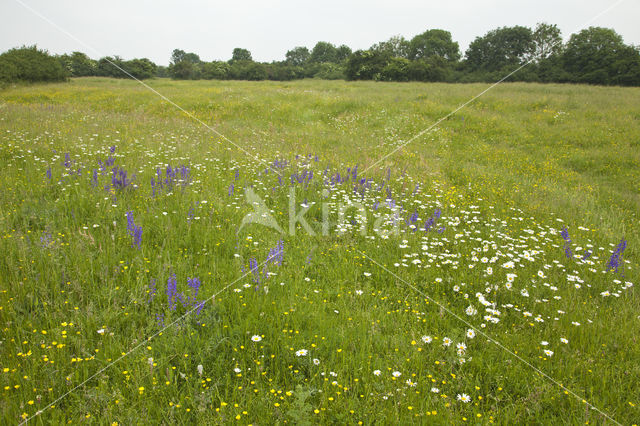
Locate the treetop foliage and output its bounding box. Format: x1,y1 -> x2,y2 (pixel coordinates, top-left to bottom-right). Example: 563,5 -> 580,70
2,24 -> 639,86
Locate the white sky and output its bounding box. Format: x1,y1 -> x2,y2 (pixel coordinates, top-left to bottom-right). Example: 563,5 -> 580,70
2,0 -> 638,66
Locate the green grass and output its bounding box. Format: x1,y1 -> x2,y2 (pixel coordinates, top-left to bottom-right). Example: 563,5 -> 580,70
0,77 -> 639,424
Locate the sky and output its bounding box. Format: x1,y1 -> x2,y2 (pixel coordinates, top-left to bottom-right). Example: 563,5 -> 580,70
2,0 -> 639,66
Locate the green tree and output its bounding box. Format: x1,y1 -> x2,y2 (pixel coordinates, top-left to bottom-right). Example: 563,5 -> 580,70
409,29 -> 460,61
335,45 -> 352,62
532,23 -> 563,62
231,48 -> 252,62
562,27 -> 640,85
310,42 -> 338,63
285,47 -> 310,66
379,57 -> 410,81
465,26 -> 535,71
345,50 -> 391,80
229,60 -> 266,80
123,58 -> 157,79
371,35 -> 410,59
58,51 -> 97,77
201,61 -> 230,80
0,46 -> 67,83
168,48 -> 201,79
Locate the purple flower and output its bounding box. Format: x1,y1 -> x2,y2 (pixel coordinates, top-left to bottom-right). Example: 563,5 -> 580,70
126,211 -> 142,249
133,225 -> 142,249
606,239 -> 627,273
46,167 -> 52,180
126,211 -> 135,236
148,279 -> 157,303
560,227 -> 573,258
156,313 -> 165,327
167,274 -> 178,310
187,277 -> 201,299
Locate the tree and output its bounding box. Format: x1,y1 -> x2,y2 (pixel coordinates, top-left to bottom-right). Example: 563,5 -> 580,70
532,23 -> 563,62
123,58 -> 157,79
379,57 -> 410,81
562,27 -> 640,85
335,45 -> 352,62
170,60 -> 195,79
201,61 -> 230,80
229,60 -> 266,80
58,51 -> 97,77
465,26 -> 535,71
310,42 -> 338,63
409,29 -> 460,61
231,48 -> 252,62
371,35 -> 410,59
285,46 -> 310,66
0,46 -> 67,83
171,49 -> 187,64
345,50 -> 391,80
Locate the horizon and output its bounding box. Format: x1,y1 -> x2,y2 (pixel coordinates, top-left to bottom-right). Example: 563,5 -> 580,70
2,0 -> 639,66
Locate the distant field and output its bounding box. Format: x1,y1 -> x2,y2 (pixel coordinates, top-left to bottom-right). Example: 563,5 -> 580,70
1,77 -> 639,424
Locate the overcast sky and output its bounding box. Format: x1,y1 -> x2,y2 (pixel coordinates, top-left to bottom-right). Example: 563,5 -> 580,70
2,0 -> 638,65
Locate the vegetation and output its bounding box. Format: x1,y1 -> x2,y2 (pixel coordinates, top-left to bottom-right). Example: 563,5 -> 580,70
2,24 -> 639,86
0,46 -> 66,84
0,78 -> 639,424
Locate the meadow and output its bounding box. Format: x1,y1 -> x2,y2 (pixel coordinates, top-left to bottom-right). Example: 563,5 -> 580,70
0,77 -> 639,424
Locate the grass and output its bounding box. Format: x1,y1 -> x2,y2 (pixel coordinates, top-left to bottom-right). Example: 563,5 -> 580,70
0,77 -> 639,424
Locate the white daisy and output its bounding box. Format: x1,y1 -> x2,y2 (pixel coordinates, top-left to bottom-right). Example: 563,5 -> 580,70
457,393 -> 471,403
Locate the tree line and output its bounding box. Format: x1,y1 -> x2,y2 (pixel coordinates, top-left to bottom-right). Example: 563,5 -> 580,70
1,23 -> 639,86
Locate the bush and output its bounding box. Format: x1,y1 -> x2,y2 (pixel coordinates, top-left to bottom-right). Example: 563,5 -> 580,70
0,46 -> 67,83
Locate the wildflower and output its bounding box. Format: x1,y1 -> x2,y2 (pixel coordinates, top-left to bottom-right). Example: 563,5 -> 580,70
251,335 -> 262,342
442,337 -> 452,347
466,329 -> 476,339
295,349 -> 308,357
465,305 -> 477,316
373,370 -> 381,376
544,350 -> 554,357
431,387 -> 440,393
560,337 -> 568,344
457,393 -> 471,403
421,335 -> 433,344
606,239 -> 627,273
166,274 -> 179,311
197,365 -> 203,376
313,359 -> 320,365
392,371 -> 402,378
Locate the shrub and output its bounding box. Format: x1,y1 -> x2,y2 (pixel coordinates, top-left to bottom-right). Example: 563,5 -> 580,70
0,46 -> 67,83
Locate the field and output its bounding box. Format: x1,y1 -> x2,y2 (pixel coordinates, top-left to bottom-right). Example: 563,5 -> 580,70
1,77 -> 639,424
